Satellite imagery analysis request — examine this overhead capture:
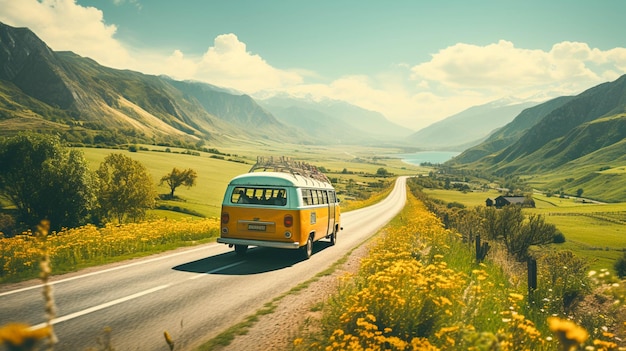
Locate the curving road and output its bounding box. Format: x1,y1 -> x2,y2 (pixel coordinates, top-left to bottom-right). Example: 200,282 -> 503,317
0,177 -> 408,351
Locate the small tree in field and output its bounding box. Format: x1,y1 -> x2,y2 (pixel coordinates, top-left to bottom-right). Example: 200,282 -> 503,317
376,167 -> 389,177
96,153 -> 157,223
160,168 -> 197,198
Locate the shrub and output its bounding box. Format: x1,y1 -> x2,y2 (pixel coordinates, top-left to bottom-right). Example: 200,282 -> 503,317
446,201 -> 465,209
0,133 -> 97,230
0,213 -> 16,237
537,250 -> 591,313
95,153 -> 157,223
553,231 -> 566,243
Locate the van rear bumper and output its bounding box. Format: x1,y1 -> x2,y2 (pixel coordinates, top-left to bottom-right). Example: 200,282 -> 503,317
217,237 -> 301,249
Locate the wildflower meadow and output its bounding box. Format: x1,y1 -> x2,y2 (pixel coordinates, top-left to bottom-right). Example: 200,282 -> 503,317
0,217 -> 220,283
294,186 -> 624,350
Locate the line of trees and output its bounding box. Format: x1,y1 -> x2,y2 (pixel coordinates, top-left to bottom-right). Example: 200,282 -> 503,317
408,178 -> 560,262
0,133 -> 195,235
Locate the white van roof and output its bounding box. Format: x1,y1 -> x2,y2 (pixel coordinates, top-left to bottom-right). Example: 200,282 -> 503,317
229,172 -> 334,189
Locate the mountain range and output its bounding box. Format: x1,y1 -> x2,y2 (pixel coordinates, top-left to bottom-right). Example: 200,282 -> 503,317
0,21 -> 414,147
405,99 -> 538,151
258,95 -> 414,145
3,21 -> 626,201
451,74 -> 626,202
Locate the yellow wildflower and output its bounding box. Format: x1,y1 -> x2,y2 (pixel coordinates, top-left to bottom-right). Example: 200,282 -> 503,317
548,317 -> 588,351
0,323 -> 51,351
164,330 -> 174,351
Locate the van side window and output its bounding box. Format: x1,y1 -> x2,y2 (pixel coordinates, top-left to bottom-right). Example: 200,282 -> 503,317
311,190 -> 319,205
328,191 -> 336,203
231,187 -> 287,206
301,189 -> 311,206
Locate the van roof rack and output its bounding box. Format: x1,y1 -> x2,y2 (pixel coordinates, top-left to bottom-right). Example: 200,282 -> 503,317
249,156 -> 331,184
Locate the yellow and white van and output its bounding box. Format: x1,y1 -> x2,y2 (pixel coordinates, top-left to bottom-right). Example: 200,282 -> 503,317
218,169 -> 341,259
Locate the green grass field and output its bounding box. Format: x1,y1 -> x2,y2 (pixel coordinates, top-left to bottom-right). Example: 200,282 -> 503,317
422,188 -> 503,207
79,144 -> 425,219
529,194 -> 626,271
81,147 -> 250,218
422,188 -> 626,272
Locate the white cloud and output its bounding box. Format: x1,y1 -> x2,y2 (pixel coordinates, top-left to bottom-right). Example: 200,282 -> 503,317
0,0 -> 132,69
411,40 -> 626,99
192,34 -> 303,92
141,34 -> 304,94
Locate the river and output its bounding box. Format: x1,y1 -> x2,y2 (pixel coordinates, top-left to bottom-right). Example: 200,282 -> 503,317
395,151 -> 460,165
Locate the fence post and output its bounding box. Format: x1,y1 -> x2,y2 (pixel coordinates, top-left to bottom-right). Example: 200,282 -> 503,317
475,234 -> 490,262
528,257 -> 537,299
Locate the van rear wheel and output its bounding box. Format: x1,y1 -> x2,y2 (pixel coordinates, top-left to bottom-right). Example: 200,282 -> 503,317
330,231 -> 336,245
234,244 -> 248,256
302,235 -> 313,259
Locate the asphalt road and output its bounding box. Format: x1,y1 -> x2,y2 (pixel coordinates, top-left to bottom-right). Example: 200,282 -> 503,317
0,176 -> 408,351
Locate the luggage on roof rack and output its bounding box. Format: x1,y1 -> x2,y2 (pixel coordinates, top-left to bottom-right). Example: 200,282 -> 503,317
248,156 -> 330,184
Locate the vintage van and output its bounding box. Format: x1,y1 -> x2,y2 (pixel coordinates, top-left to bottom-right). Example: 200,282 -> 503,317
217,168 -> 341,259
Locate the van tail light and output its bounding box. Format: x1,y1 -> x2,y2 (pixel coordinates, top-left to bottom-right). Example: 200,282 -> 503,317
284,214 -> 293,227
221,212 -> 229,224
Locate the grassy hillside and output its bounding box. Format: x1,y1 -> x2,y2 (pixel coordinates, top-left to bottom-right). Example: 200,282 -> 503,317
81,147 -> 250,218
450,76 -> 626,203
80,144 -> 425,218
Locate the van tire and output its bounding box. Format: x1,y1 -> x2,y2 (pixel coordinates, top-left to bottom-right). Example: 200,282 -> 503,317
234,244 -> 248,256
302,235 -> 313,259
330,231 -> 336,246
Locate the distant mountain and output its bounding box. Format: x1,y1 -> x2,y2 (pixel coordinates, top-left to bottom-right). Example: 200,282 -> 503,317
405,99 -> 538,151
164,78 -> 278,130
0,21 -> 416,148
453,96 -> 575,163
258,95 -> 414,145
0,22 -> 307,145
450,74 -> 626,202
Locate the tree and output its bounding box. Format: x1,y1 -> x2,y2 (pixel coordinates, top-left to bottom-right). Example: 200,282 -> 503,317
95,153 -> 157,223
576,188 -> 584,197
508,213 -> 557,261
480,205 -> 557,261
376,168 -> 389,177
0,133 -> 96,231
160,168 -> 197,198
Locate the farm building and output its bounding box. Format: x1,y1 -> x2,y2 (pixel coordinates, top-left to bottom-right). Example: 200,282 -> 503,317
486,195 -> 535,208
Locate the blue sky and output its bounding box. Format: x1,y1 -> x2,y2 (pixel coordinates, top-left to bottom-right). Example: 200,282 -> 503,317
2,0 -> 626,130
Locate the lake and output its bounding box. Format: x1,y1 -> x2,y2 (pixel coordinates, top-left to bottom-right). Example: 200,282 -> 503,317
396,151 -> 460,165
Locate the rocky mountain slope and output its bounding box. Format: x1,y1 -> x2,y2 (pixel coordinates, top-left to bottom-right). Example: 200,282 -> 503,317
0,22 -> 413,147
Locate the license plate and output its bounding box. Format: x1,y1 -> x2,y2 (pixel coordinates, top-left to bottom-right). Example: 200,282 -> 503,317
248,224 -> 266,231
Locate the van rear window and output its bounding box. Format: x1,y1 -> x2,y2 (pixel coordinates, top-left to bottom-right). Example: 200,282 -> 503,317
231,187 -> 287,206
